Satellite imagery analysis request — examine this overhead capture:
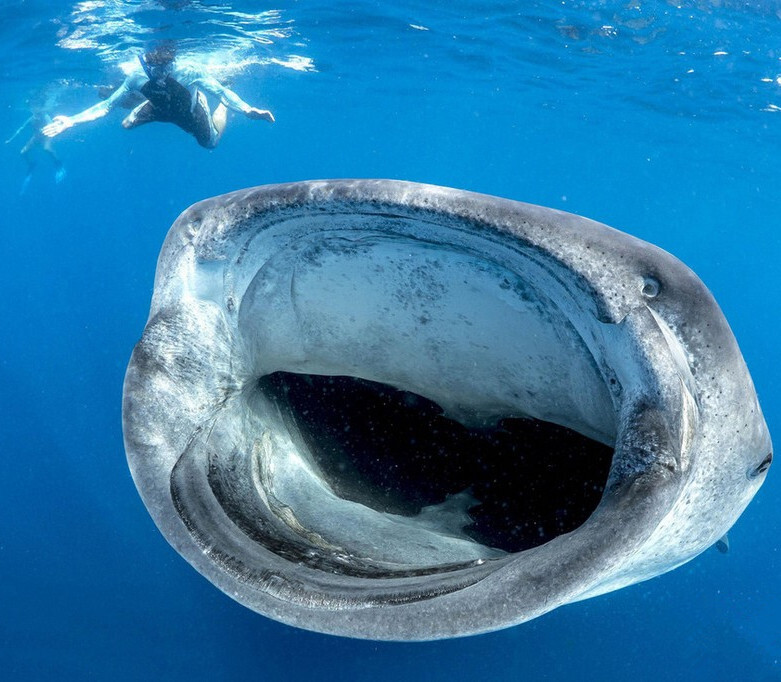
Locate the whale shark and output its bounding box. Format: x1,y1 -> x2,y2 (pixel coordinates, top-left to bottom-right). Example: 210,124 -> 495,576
123,179 -> 771,640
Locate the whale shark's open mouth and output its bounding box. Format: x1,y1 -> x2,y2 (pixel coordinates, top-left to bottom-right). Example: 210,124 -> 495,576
167,215 -> 618,581
124,180 -> 770,639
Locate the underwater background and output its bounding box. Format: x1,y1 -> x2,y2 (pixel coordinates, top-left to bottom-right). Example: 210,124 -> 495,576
1,0 -> 779,679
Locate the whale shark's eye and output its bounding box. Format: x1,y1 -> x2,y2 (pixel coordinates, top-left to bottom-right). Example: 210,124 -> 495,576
642,276 -> 660,298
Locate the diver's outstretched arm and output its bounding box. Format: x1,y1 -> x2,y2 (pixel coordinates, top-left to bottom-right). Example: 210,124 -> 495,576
193,75 -> 275,122
42,76 -> 140,138
5,116 -> 33,144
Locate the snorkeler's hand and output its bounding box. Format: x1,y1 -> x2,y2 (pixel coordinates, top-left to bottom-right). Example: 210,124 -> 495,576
42,115 -> 74,138
246,108 -> 274,123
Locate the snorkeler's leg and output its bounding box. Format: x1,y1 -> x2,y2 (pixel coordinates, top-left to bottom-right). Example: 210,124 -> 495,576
20,136 -> 35,156
53,157 -> 66,183
191,90 -> 224,149
212,102 -> 228,141
122,100 -> 156,129
20,137 -> 36,194
41,139 -> 65,182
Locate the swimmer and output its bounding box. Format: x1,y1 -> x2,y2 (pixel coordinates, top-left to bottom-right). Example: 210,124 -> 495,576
6,108 -> 66,194
42,41 -> 274,149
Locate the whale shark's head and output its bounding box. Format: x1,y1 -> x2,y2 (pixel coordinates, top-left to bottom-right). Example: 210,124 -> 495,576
123,179 -> 771,640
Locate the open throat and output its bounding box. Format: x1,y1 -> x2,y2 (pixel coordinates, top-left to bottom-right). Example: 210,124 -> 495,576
208,372 -> 613,569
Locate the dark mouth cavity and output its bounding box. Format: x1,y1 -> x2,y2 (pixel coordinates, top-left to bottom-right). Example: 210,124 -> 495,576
260,371 -> 614,553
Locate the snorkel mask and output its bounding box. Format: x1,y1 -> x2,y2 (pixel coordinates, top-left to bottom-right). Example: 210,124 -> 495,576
140,42 -> 176,82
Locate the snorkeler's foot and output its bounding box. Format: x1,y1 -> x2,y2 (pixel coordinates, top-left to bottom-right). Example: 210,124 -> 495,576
20,174 -> 32,196
55,166 -> 66,184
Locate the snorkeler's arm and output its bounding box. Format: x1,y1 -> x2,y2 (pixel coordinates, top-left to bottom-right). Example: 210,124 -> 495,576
42,75 -> 142,137
193,74 -> 275,122
5,116 -> 33,144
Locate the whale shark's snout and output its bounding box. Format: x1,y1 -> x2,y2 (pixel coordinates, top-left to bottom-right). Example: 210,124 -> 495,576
123,179 -> 771,640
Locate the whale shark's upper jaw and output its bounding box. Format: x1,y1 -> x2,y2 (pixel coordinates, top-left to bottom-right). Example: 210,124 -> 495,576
123,179 -> 771,640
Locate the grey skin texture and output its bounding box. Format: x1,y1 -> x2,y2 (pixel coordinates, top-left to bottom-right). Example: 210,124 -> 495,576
123,179 -> 772,641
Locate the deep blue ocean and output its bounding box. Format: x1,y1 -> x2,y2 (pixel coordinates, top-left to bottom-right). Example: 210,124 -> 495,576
1,0 -> 780,679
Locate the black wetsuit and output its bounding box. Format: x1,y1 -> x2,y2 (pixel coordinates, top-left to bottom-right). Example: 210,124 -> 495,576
128,76 -> 212,147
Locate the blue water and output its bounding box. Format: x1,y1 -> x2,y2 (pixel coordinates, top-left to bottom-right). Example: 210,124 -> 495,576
1,1 -> 779,679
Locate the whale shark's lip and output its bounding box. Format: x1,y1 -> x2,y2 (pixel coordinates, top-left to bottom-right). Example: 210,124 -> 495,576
123,179 -> 771,640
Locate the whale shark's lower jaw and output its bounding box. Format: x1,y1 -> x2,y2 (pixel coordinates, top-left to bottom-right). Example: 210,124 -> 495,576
123,179 -> 771,640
